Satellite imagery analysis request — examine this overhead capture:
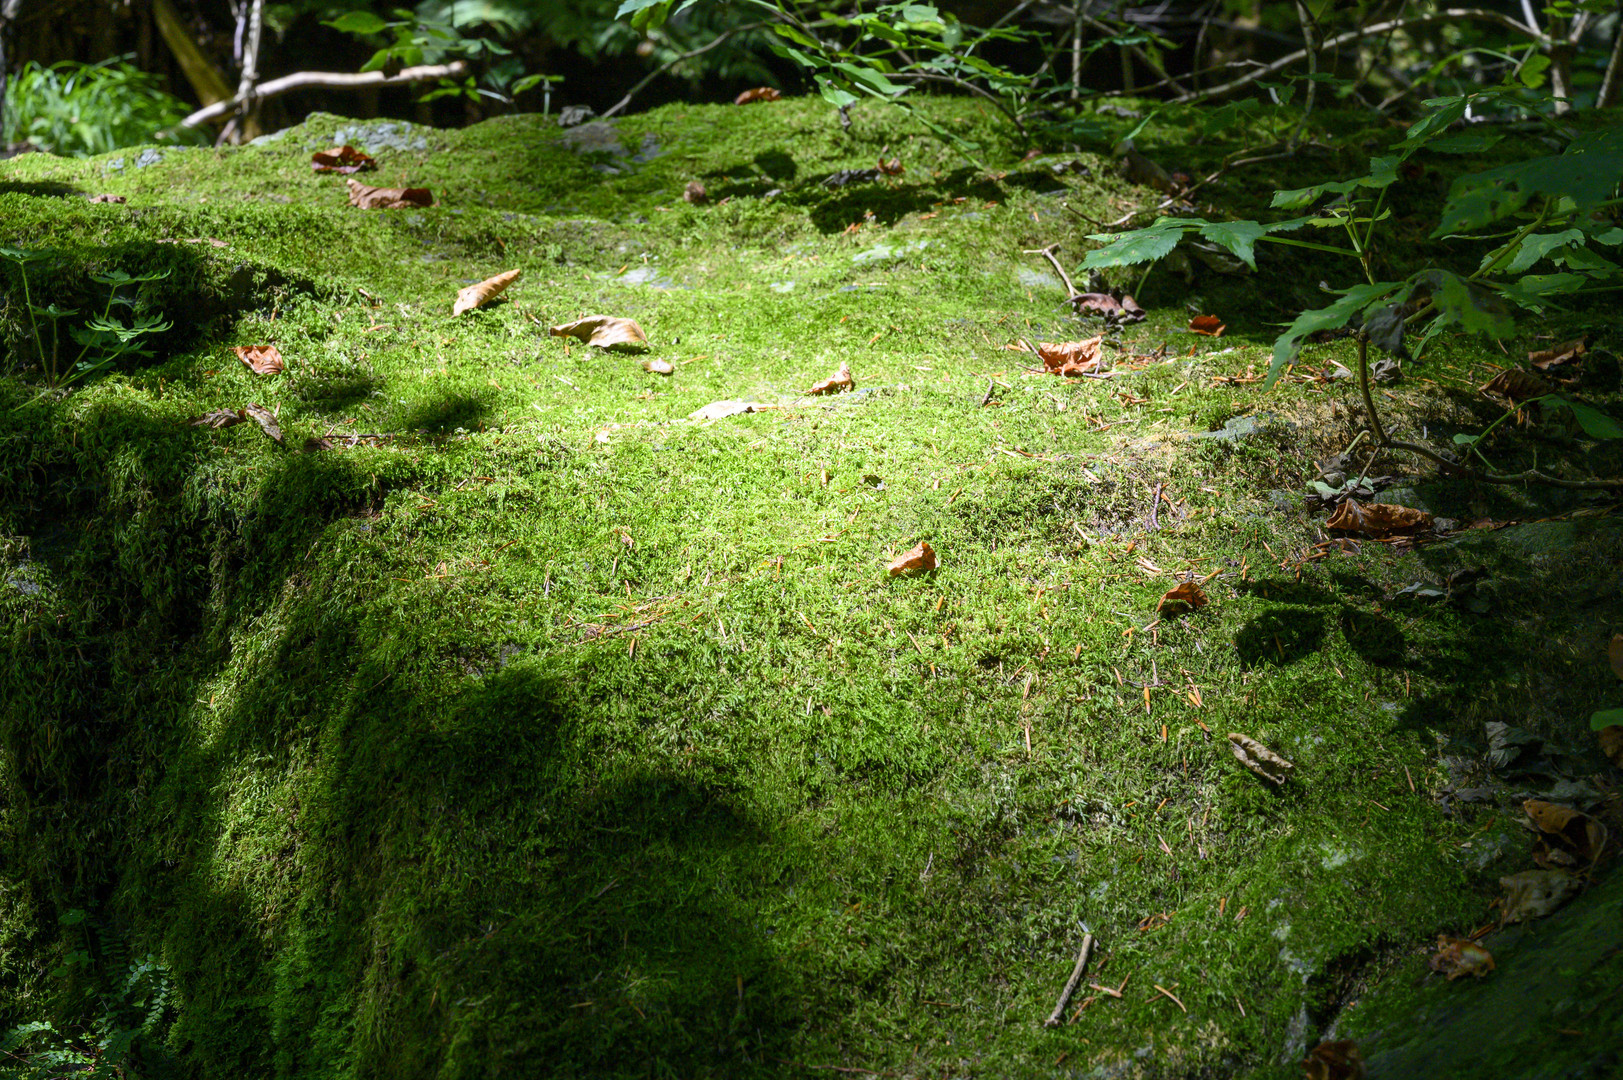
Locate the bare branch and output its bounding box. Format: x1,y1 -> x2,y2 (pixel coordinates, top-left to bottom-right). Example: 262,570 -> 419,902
181,61 -> 470,128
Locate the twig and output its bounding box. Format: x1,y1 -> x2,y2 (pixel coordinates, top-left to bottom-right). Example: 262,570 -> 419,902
1154,984 -> 1188,1013
1598,1 -> 1623,109
1148,481 -> 1163,531
980,379 -> 997,408
181,61 -> 469,127
1022,243 -> 1078,297
1043,933 -> 1096,1028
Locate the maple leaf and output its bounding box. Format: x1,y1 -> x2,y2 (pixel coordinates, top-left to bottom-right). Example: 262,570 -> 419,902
1189,314 -> 1225,336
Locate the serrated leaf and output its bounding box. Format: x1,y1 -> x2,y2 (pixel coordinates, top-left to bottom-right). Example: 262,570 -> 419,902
1424,269 -> 1515,339
1197,220 -> 1265,270
1497,228 -> 1585,274
1266,282 -> 1402,387
1436,128 -> 1623,234
1081,218 -> 1191,270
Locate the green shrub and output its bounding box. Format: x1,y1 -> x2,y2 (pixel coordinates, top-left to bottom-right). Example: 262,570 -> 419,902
2,57 -> 208,157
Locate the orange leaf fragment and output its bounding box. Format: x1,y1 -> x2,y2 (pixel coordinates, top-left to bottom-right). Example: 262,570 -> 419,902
311,145 -> 377,174
806,361 -> 853,395
1524,799 -> 1609,867
1036,336 -> 1103,377
1156,582 -> 1208,613
453,269 -> 521,316
1302,1039 -> 1365,1080
549,315 -> 649,351
877,157 -> 905,176
346,179 -> 433,209
887,540 -> 937,577
1324,501 -> 1433,538
233,345 -> 284,375
683,180 -> 708,204
1189,314 -> 1225,337
1479,366 -> 1553,403
734,87 -> 781,105
1428,935 -> 1495,980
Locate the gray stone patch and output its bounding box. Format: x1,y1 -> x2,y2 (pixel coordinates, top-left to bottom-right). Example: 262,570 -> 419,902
615,266 -> 680,289
105,158 -> 125,172
328,122 -> 429,152
1191,414 -> 1267,441
558,121 -> 665,175
135,148 -> 164,168
249,127 -> 292,145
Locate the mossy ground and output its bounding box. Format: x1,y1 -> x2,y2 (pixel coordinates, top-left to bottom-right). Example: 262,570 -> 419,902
0,96 -> 1619,1079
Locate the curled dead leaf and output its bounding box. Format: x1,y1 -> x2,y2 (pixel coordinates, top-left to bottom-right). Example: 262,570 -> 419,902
1529,336 -> 1586,372
1428,935 -> 1495,980
1189,314 -> 1225,337
1157,582 -> 1208,613
311,145 -> 377,174
734,87 -> 782,105
87,193 -> 126,204
1479,366 -> 1553,403
243,402 -> 283,446
233,345 -> 284,375
1600,726 -> 1623,770
1499,868 -> 1582,923
346,179 -> 433,209
806,362 -> 853,395
888,540 -> 937,577
1036,336 -> 1104,377
877,157 -> 904,177
1525,799 -> 1608,867
1302,1039 -> 1365,1080
189,408 -> 246,429
1070,292 -> 1146,323
1228,733 -> 1293,785
453,269 -> 521,316
1324,501 -> 1433,538
550,315 -> 648,351
643,358 -> 674,375
683,180 -> 708,204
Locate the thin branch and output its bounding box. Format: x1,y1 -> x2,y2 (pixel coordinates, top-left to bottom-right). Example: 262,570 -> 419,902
1598,2 -> 1623,108
602,23 -> 772,120
1176,8 -> 1542,104
181,61 -> 470,128
1043,934 -> 1096,1028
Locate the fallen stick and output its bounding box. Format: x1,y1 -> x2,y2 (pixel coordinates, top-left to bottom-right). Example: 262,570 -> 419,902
181,61 -> 469,128
1043,933 -> 1096,1028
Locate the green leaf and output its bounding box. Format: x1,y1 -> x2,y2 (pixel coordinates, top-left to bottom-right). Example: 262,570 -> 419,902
1427,133 -> 1505,154
1553,398 -> 1623,440
1081,218 -> 1191,270
1593,707 -> 1623,731
1265,281 -> 1402,387
323,11 -> 390,35
1436,127 -> 1623,234
833,62 -> 904,97
1421,269 -> 1515,339
1197,220 -> 1266,270
1271,159 -> 1398,210
1518,52 -> 1551,88
814,76 -> 859,109
1495,228 -> 1585,274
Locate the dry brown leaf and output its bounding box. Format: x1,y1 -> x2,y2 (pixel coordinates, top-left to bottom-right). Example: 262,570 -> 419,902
1324,501 -> 1433,538
346,178 -> 433,209
549,315 -> 648,351
683,180 -> 708,204
806,361 -> 853,395
1428,936 -> 1495,981
302,436 -> 334,453
189,408 -> 246,429
888,540 -> 937,577
244,403 -> 283,445
1157,582 -> 1208,613
1036,336 -> 1104,377
1599,726 -> 1623,770
311,145 -> 377,174
1525,799 -> 1608,867
1529,336 -> 1587,372
1500,868 -> 1582,923
1189,314 -> 1225,337
643,358 -> 674,375
452,269 -> 521,316
233,345 -> 284,375
877,157 -> 905,177
1480,366 -> 1553,402
1070,292 -> 1146,323
88,193 -> 126,204
1610,634 -> 1623,680
734,87 -> 781,105
1228,732 -> 1293,785
1301,1039 -> 1365,1080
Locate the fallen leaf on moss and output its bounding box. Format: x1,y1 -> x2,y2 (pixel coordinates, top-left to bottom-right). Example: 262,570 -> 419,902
1525,799 -> 1609,867
1499,868 -> 1582,923
1157,582 -> 1208,613
233,345 -> 284,375
1189,314 -> 1225,336
311,145 -> 377,173
877,157 -> 904,176
346,179 -> 433,209
453,269 -> 521,316
88,193 -> 126,204
735,87 -> 781,104
244,403 -> 283,445
550,315 -> 648,351
1480,366 -> 1553,402
806,361 -> 853,395
1428,935 -> 1495,980
1600,726 -> 1623,769
1529,336 -> 1586,372
189,408 -> 246,429
1302,1039 -> 1365,1080
888,540 -> 937,577
1037,336 -> 1103,377
1070,292 -> 1146,323
683,180 -> 708,204
1228,733 -> 1293,785
1324,501 -> 1433,537
643,358 -> 674,375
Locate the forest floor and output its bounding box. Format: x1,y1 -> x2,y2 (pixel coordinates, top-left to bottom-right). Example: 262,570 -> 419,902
0,95 -> 1620,1079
